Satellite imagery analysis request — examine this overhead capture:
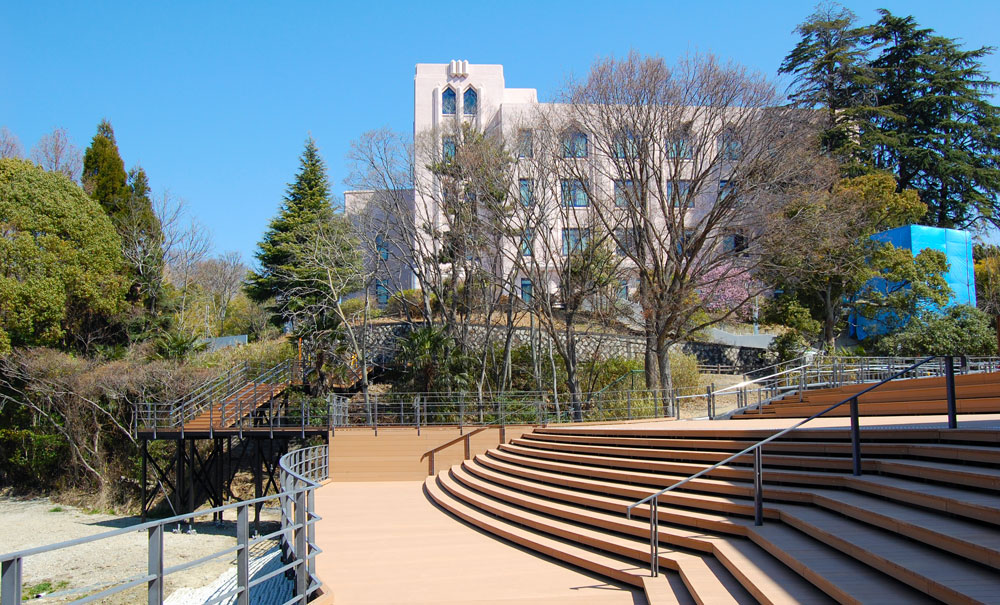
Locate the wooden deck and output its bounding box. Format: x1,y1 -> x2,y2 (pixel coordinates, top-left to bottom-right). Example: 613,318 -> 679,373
312,481 -> 646,604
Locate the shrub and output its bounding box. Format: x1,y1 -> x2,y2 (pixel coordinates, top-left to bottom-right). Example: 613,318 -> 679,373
386,289 -> 424,318
152,331 -> 206,360
873,305 -> 997,356
189,336 -> 293,369
669,350 -> 700,391
767,331 -> 811,363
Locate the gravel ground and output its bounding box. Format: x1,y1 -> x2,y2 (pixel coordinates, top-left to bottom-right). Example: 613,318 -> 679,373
0,497 -> 282,604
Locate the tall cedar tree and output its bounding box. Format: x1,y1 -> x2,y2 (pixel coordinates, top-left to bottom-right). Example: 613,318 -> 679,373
247,138 -> 335,326
82,120 -> 128,218
865,10 -> 1000,228
778,3 -> 873,161
124,166 -> 165,312
82,121 -> 165,316
782,5 -> 1000,228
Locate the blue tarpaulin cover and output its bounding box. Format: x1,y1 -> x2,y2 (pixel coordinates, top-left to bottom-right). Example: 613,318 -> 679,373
850,225 -> 976,340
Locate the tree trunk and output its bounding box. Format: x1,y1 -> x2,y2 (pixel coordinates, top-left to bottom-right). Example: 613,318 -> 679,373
823,286 -> 836,351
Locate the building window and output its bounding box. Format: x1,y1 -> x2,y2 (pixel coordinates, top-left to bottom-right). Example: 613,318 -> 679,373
676,229 -> 695,256
376,235 -> 389,260
614,228 -> 636,256
442,88 -> 456,115
723,231 -> 748,254
562,131 -> 588,158
719,179 -> 736,199
517,130 -> 533,158
463,88 -> 478,115
520,278 -> 533,303
614,179 -> 636,207
718,131 -> 741,161
519,178 -> 534,206
521,229 -> 533,256
442,136 -> 456,161
375,280 -> 390,306
613,131 -> 639,159
618,279 -> 629,300
667,180 -> 692,208
563,228 -> 590,255
561,179 -> 589,207
667,135 -> 693,159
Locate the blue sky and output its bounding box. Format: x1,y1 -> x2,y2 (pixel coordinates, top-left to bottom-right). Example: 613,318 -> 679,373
2,1 -> 998,264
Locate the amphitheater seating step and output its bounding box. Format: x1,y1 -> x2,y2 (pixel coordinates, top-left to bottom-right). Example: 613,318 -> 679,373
424,419 -> 1000,604
732,370 -> 1000,419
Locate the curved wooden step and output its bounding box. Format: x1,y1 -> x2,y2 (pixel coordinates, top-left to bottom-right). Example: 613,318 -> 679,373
476,451 -> 1000,570
450,459 -> 924,604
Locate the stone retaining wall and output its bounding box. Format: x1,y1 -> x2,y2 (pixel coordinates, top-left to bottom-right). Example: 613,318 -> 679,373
361,321 -> 768,372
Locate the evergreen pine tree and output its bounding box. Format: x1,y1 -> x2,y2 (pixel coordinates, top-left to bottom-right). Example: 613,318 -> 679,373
865,10 -> 1000,228
247,137 -> 335,325
82,120 -> 129,218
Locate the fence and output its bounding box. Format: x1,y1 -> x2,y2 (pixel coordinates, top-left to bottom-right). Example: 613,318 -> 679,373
322,354 -> 1000,429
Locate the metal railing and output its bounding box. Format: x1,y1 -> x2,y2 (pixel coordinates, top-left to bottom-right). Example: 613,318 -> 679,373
0,443 -> 329,605
624,355 -> 965,577
138,358 -> 311,438
278,445 -> 329,601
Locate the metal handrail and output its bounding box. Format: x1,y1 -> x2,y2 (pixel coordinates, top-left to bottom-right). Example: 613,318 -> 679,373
420,427 -> 490,475
624,354 -> 961,577
1,444 -> 329,605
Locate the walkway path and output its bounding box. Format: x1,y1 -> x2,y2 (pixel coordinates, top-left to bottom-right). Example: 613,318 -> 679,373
314,481 -> 644,604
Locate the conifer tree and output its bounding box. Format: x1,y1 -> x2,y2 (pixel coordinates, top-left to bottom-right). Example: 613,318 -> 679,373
779,3 -> 873,160
82,121 -> 165,321
82,120 -> 129,218
247,137 -> 336,325
865,10 -> 1000,228
782,5 -> 1000,228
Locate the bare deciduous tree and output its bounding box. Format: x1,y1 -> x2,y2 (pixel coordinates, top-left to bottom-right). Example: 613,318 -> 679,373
547,52 -> 820,402
160,194 -> 212,327
191,251 -> 247,336
31,127 -> 83,183
0,126 -> 23,159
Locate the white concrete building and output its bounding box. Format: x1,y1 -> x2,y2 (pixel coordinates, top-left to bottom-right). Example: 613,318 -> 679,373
347,60 -> 768,307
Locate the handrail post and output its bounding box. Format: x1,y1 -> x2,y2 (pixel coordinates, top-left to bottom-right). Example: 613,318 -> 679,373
464,433 -> 471,459
945,355 -> 958,429
294,489 -> 307,600
706,385 -> 713,419
753,446 -> 763,526
2,557 -> 23,605
416,396 -> 421,437
307,488 -> 317,581
147,524 -> 163,604
850,396 -> 861,476
237,504 -> 249,605
649,498 -> 659,577
428,452 -> 435,476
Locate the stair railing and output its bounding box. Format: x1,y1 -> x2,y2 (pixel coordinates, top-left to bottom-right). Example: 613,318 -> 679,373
625,354 -> 965,578
420,426 -> 490,475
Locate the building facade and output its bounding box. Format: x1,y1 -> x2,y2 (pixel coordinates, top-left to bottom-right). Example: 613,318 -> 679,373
348,60 -> 773,308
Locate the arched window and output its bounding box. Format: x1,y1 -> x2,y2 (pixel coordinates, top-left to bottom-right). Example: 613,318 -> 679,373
463,87 -> 478,115
562,131 -> 588,158
442,88 -> 456,115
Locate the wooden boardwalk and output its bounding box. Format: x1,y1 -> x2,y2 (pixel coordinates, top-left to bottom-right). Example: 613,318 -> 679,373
313,481 -> 645,604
